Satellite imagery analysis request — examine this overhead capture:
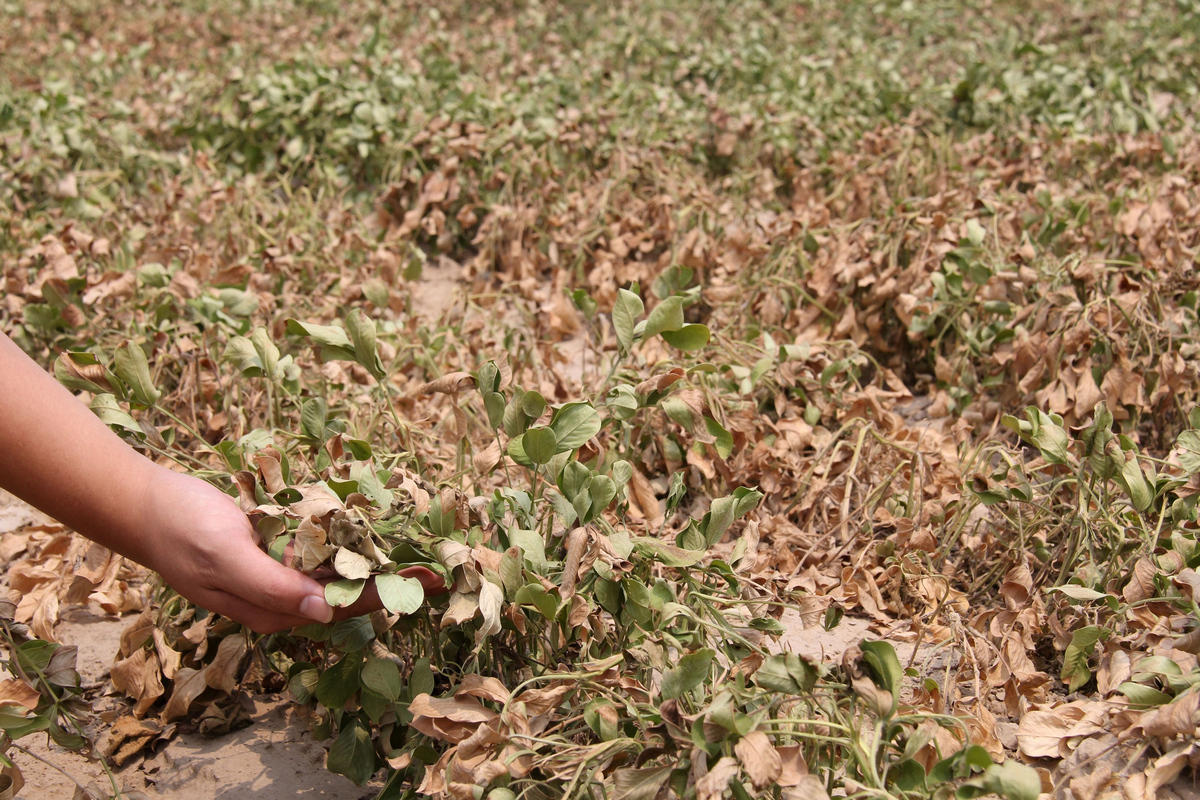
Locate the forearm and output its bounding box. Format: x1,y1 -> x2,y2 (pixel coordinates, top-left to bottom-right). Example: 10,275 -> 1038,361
0,332 -> 161,566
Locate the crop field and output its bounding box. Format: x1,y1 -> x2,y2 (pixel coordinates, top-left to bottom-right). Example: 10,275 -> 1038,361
2,0 -> 1200,798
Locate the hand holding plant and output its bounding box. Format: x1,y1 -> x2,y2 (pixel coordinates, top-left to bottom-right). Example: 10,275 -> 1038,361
137,467 -> 337,632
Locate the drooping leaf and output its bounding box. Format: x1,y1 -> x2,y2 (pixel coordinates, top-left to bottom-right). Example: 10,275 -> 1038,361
860,641 -> 903,697
642,296 -> 685,339
523,426 -> 558,465
346,309 -> 386,379
112,342 -> 160,406
661,323 -> 710,351
550,403 -> 601,452
1176,430 -> 1200,474
285,319 -> 356,361
361,658 -> 403,701
661,648 -> 714,699
89,394 -> 143,435
327,717 -> 376,785
612,289 -> 644,353
334,547 -> 372,580
1061,625 -> 1110,692
612,765 -> 673,800
754,653 -> 818,695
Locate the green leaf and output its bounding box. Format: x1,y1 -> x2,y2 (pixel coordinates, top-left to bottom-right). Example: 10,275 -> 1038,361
1177,430 -> 1200,474
584,475 -> 617,522
89,393 -> 143,435
510,529 -> 550,569
218,287 -> 259,316
514,584 -> 560,620
285,319 -> 356,361
224,335 -> 263,376
661,648 -> 714,699
325,579 -> 366,607
478,361 -> 501,393
521,390 -> 547,419
704,416 -> 734,459
1117,681 -> 1173,707
550,403 -> 601,452
1028,408 -> 1070,464
376,574 -> 424,616
606,384 -> 639,420
327,717 -> 376,785
484,391 -> 506,428
250,327 -> 281,381
1061,625 -> 1110,692
523,426 -> 558,465
633,538 -> 705,567
112,342 -> 161,406
1117,455 -> 1154,512
610,459 -> 633,487
301,397 -> 328,441
330,616 -> 376,651
755,653 -> 818,694
346,309 -> 386,379
361,658 -> 403,701
288,667 -> 319,703
958,760 -> 1041,800
613,289 -> 644,353
316,654 -> 362,708
861,640 -> 903,696
661,323 -> 710,351
643,296 -> 685,339
507,434 -> 533,468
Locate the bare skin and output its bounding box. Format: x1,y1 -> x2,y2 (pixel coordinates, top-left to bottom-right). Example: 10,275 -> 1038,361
0,331 -> 441,633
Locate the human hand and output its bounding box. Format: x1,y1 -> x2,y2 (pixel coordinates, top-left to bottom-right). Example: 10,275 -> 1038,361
138,468 -> 446,633
139,467 -> 338,633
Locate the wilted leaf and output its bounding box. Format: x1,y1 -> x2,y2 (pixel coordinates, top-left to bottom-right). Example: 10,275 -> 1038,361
550,403 -> 601,452
327,717 -> 376,785
662,648 -> 714,699
735,730 -> 782,788
161,668 -> 208,723
204,633 -> 248,694
334,547 -> 372,580
612,289 -> 644,353
612,765 -> 672,800
112,342 -> 161,406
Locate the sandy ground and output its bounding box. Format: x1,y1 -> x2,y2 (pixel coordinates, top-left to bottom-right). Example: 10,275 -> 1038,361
9,608 -> 374,799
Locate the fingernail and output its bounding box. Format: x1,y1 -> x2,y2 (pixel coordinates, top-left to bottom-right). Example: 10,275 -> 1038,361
300,594 -> 333,623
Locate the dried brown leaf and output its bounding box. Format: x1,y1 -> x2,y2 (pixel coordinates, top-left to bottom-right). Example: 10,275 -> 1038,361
735,730 -> 781,789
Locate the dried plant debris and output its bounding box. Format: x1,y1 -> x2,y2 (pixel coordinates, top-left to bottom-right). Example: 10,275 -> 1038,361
3,0 -> 1200,797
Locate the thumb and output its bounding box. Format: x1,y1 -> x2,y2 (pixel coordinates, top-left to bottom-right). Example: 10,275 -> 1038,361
220,539 -> 334,624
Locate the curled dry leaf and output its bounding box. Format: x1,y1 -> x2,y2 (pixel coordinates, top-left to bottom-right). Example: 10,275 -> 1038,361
1016,700 -> 1108,759
735,730 -> 782,788
203,633 -> 248,694
161,667 -> 209,723
0,679 -> 40,711
420,372 -> 476,395
409,694 -> 498,744
294,516 -> 334,572
695,756 -> 739,800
